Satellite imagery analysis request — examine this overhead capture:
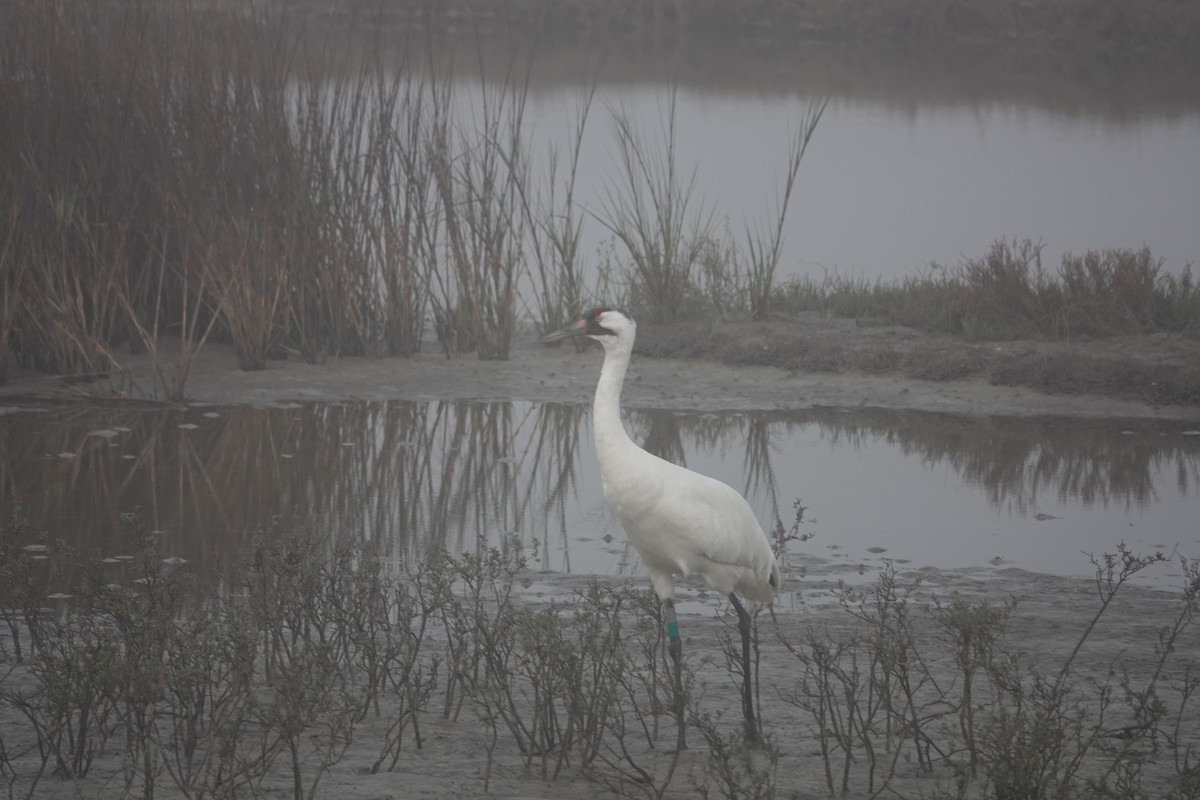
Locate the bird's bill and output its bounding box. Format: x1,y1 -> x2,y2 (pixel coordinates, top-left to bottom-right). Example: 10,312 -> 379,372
537,318 -> 587,343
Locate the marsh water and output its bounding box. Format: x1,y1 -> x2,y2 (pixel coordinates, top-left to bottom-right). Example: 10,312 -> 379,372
5,402 -> 1199,595
515,89 -> 1200,284
443,38 -> 1200,283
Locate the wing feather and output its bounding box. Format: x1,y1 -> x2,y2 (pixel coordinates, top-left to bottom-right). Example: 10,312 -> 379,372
608,451 -> 777,600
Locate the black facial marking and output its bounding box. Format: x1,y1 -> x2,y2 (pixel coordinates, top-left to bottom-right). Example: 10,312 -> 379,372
583,306 -> 618,337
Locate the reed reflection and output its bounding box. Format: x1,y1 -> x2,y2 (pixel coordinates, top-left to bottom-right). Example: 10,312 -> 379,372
0,403 -> 522,583
512,403 -> 589,572
804,409 -> 1200,513
2,403 -> 1196,593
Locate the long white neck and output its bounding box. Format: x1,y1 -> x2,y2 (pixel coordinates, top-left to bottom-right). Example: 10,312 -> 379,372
592,335 -> 639,470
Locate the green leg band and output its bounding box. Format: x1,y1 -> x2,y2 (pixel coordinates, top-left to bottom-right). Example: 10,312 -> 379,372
666,619 -> 680,639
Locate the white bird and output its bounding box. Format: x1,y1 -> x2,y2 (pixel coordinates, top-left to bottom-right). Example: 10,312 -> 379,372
539,307 -> 780,742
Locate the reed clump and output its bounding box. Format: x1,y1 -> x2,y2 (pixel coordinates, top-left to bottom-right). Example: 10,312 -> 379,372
2,0 -> 427,385
0,1 -> 554,394
1,0 -> 829,397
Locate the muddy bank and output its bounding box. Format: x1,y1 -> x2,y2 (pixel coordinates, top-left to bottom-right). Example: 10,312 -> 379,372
635,314 -> 1200,411
4,313 -> 1196,421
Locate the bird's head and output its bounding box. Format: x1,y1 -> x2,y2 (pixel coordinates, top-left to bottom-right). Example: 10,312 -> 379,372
538,307 -> 635,349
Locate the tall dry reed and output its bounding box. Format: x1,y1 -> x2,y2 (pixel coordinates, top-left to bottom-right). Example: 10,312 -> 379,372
599,88 -> 714,322
0,1 -> 535,392
2,0 -> 830,398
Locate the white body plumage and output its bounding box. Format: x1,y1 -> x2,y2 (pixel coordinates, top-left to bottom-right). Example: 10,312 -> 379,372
550,308 -> 781,604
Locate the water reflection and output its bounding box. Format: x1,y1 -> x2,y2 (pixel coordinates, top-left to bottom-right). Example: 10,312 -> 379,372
2,403 -> 1197,590
404,29 -> 1200,121
807,410 -> 1199,512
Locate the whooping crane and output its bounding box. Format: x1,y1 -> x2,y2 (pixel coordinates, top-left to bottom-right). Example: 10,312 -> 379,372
539,307 -> 780,742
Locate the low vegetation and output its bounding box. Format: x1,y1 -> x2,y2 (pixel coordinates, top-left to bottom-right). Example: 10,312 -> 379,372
2,500 -> 1198,799
633,240 -> 1200,407
775,239 -> 1200,342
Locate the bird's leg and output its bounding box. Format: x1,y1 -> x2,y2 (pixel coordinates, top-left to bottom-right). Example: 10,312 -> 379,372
663,598 -> 687,751
729,593 -> 760,742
